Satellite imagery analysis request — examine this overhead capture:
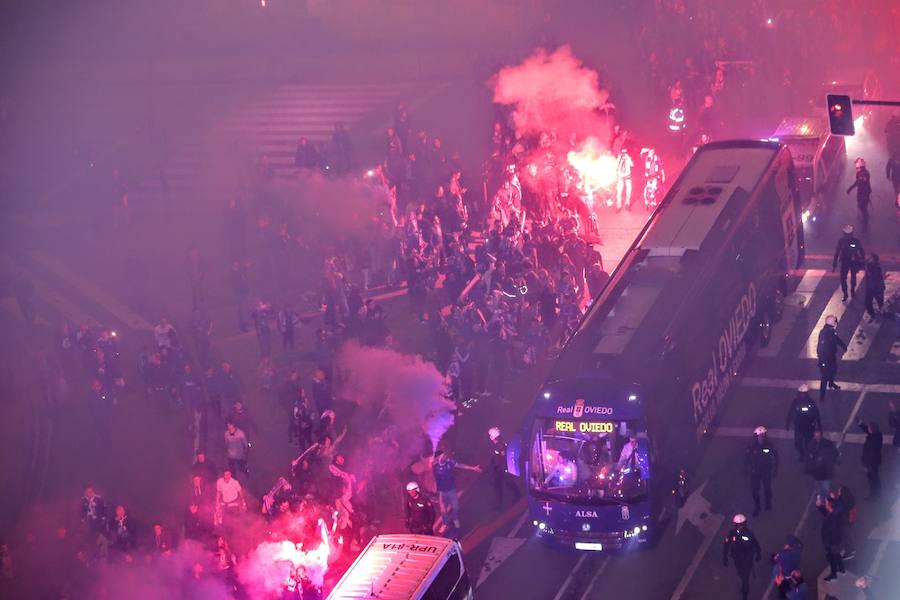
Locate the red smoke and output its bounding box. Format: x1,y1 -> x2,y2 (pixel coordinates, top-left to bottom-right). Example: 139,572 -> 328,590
492,46 -> 619,205
238,520 -> 331,597
493,45 -> 612,144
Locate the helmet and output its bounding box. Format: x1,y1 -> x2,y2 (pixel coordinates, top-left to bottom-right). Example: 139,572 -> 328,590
405,481 -> 419,492
843,224 -> 854,234
488,427 -> 501,441
753,426 -> 767,436
732,513 -> 747,524
798,384 -> 809,393
855,157 -> 865,168
825,315 -> 837,327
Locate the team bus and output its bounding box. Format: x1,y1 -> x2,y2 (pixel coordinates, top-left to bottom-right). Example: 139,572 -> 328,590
507,140 -> 804,551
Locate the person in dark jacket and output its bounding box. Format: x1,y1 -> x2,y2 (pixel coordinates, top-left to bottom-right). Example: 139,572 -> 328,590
836,484 -> 857,559
846,158 -> 873,223
745,426 -> 779,516
785,385 -> 821,460
885,151 -> 900,197
863,254 -> 886,321
816,315 -> 846,402
403,481 -> 436,535
832,225 -> 865,301
889,401 -> 900,451
805,429 -> 839,502
818,492 -> 846,581
859,420 -> 883,499
80,485 -> 108,534
723,513 -> 761,600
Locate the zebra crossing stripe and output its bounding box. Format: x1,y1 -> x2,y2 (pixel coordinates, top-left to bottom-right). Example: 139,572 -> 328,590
843,271 -> 900,361
799,271 -> 865,359
758,269 -> 825,357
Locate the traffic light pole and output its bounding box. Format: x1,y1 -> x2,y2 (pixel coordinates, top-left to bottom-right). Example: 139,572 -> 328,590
851,99 -> 900,107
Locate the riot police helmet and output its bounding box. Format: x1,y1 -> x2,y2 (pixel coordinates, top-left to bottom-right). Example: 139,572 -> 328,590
753,426 -> 767,436
843,224 -> 854,235
798,384 -> 809,393
488,427 -> 501,441
405,481 -> 420,492
732,513 -> 747,525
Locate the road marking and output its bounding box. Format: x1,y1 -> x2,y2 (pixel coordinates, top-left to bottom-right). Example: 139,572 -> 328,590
715,426 -> 889,445
552,555 -> 587,600
510,509 -> 530,538
475,536 -> 526,589
800,272 -> 864,358
28,251 -> 153,331
578,556 -> 610,600
843,272 -> 900,360
758,269 -> 825,357
671,481 -> 726,600
459,498 -> 527,553
740,377 -> 900,395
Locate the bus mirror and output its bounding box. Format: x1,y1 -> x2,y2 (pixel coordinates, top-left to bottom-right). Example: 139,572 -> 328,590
506,433 -> 522,477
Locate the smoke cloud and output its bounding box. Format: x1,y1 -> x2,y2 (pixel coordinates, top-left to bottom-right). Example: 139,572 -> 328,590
492,45 -> 613,147
336,342 -> 455,454
492,46 -> 618,200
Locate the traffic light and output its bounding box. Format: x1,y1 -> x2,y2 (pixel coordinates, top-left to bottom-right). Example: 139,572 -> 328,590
826,94 -> 855,136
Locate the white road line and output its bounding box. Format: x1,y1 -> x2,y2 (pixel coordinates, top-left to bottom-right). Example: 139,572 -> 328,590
714,427 -> 888,445
553,555 -> 588,600
510,510 -> 530,538
843,272 -> 900,360
579,557 -> 610,600
759,270 -> 825,357
28,251 -> 153,331
800,272 -> 864,358
840,389 -> 868,443
740,377 -> 900,395
670,513 -> 726,600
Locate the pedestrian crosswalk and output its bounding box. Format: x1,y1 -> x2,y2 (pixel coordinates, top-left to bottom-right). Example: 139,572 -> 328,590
130,82 -> 414,202
799,271 -> 864,359
758,269 -> 900,364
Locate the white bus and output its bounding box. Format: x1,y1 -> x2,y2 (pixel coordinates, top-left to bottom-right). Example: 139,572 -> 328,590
327,534 -> 473,600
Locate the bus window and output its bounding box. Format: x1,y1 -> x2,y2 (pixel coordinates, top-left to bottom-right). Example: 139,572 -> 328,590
529,419 -> 647,503
423,554 -> 462,600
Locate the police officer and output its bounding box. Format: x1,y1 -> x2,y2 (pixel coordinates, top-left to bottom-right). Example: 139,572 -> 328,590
487,427 -> 521,510
785,385 -> 821,461
404,482 -> 436,535
846,159 -> 873,224
832,225 -> 865,302
723,513 -> 761,600
816,315 -> 847,402
745,426 -> 779,516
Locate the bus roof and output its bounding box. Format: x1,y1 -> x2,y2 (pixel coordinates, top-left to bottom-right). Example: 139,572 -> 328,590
554,141 -> 781,377
641,144 -> 778,256
771,117 -> 828,140
327,534 -> 457,600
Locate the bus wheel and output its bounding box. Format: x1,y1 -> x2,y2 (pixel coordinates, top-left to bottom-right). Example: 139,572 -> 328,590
772,287 -> 785,322
759,311 -> 773,347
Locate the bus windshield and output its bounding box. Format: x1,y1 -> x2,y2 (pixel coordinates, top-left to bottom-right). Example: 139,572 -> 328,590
528,418 -> 648,504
